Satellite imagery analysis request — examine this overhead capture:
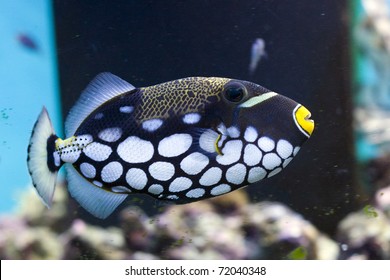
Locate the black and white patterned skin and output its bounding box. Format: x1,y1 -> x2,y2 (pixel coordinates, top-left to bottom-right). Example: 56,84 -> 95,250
27,72 -> 314,218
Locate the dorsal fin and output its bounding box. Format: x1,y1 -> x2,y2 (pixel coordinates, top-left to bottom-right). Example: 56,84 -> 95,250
65,72 -> 135,137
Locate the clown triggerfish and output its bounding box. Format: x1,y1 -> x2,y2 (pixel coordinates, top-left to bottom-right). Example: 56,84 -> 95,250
27,73 -> 314,219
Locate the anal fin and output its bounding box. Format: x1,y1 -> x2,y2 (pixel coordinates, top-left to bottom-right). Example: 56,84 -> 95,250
65,164 -> 128,219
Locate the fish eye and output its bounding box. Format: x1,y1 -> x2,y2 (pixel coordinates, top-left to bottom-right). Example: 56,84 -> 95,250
223,82 -> 247,103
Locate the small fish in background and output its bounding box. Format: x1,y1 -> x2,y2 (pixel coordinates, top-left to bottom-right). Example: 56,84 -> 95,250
16,33 -> 39,51
249,38 -> 267,76
27,72 -> 314,219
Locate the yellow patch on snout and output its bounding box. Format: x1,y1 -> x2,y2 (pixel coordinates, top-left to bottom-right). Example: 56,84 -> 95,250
293,105 -> 314,138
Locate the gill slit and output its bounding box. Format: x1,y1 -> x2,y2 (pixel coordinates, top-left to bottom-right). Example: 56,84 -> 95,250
214,134 -> 224,155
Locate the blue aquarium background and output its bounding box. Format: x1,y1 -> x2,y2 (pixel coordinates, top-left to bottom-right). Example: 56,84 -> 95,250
1,0 -> 390,260
0,0 -> 62,213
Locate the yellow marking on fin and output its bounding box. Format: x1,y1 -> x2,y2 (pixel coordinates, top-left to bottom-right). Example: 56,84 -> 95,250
214,134 -> 223,155
55,136 -> 75,150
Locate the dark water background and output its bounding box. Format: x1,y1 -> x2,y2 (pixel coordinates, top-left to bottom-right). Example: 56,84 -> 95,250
54,0 -> 360,235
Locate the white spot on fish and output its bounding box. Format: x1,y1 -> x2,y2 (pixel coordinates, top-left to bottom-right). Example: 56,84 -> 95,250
80,162 -> 96,178
53,151 -> 61,167
148,161 -> 175,181
169,177 -> 193,192
243,144 -> 262,166
199,129 -> 219,153
148,184 -> 164,195
59,148 -> 81,163
257,136 -> 275,152
276,139 -> 293,159
180,152 -> 209,175
216,140 -> 243,165
83,142 -> 112,162
94,113 -> 104,120
218,135 -> 227,148
210,184 -> 231,196
126,168 -> 148,190
111,186 -> 130,193
167,195 -> 179,200
57,135 -> 92,163
98,127 -> 122,142
227,126 -> 240,138
247,167 -> 267,183
244,126 -> 258,143
262,153 -> 282,170
217,123 -> 227,135
158,133 -> 192,157
142,119 -> 163,132
293,146 -> 301,156
93,180 -> 103,187
226,163 -> 246,185
268,167 -> 282,178
101,161 -> 123,183
199,167 -> 222,186
74,134 -> 93,147
117,136 -> 154,163
186,188 -> 205,198
182,113 -> 201,124
283,157 -> 293,168
119,106 -> 134,113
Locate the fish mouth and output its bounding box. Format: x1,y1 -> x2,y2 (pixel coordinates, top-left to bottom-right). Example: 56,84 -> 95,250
293,105 -> 314,138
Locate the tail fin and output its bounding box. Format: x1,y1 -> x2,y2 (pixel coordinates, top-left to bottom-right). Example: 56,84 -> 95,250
27,107 -> 62,208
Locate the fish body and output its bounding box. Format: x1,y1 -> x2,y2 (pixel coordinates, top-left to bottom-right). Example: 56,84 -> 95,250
27,73 -> 314,219
249,38 -> 266,75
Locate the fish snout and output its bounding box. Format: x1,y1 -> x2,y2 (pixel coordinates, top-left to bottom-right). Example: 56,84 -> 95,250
293,105 -> 314,138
